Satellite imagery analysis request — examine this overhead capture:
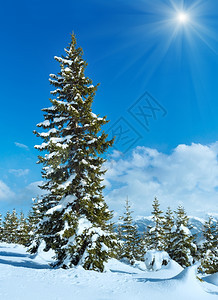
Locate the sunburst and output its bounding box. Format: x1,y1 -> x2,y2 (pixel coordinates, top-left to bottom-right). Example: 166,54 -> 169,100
177,12 -> 189,24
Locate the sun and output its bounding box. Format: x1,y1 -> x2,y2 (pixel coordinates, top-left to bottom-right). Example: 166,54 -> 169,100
177,12 -> 189,24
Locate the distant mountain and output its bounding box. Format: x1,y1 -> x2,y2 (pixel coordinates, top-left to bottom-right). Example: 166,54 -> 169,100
188,216 -> 205,242
133,215 -> 217,243
115,214 -> 217,244
134,216 -> 153,233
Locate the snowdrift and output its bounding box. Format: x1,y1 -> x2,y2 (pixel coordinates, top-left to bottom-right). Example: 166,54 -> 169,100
0,243 -> 217,300
203,272 -> 218,286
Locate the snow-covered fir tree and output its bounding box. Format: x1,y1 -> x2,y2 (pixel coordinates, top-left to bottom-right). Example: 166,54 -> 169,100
162,207 -> 174,255
199,217 -> 218,274
117,198 -> 143,264
0,213 -> 3,241
30,33 -> 116,272
27,197 -> 43,244
137,230 -> 148,260
170,206 -> 197,267
17,212 -> 30,246
3,209 -> 19,243
146,197 -> 165,251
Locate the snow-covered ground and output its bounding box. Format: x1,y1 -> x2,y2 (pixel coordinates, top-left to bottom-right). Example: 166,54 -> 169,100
0,243 -> 217,300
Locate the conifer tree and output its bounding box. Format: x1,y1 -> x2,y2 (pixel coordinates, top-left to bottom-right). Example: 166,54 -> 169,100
3,209 -> 19,243
146,197 -> 165,251
163,207 -> 174,255
17,212 -> 30,246
27,197 -> 43,244
170,206 -> 196,267
138,230 -> 148,260
0,213 -> 3,241
2,211 -> 10,242
30,33 -> 116,272
117,198 -> 142,264
199,217 -> 218,274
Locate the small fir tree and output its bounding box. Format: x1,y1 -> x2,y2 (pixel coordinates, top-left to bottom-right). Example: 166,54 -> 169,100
0,213 -> 3,241
30,33 -> 116,272
27,197 -> 43,246
117,198 -> 142,264
3,209 -> 19,243
137,230 -> 148,260
17,212 -> 30,246
170,206 -> 196,267
163,207 -> 174,255
199,217 -> 218,274
146,197 -> 165,251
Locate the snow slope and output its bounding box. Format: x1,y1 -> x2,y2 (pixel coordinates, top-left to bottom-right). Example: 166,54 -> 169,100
0,243 -> 217,300
203,273 -> 218,286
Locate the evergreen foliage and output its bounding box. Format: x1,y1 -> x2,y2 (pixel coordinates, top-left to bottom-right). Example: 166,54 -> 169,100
170,206 -> 197,267
17,212 -> 30,246
138,230 -> 148,261
199,217 -> 218,274
162,207 -> 175,255
117,198 -> 143,264
3,209 -> 19,243
146,197 -> 165,251
30,33 -> 116,272
0,213 -> 3,241
27,197 -> 43,245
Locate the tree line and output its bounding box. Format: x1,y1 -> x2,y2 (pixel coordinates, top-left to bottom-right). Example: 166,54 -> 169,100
0,197 -> 217,274
0,198 -> 40,246
117,197 -> 217,274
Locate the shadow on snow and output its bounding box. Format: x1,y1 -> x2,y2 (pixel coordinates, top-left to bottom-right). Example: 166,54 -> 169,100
0,251 -> 28,258
110,269 -> 138,275
0,257 -> 51,269
0,251 -> 51,270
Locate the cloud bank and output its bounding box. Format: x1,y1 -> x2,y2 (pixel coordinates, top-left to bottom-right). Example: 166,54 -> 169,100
103,143 -> 218,218
1,142 -> 218,219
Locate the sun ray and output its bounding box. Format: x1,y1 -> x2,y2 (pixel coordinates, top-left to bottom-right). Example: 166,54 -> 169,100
94,0 -> 217,87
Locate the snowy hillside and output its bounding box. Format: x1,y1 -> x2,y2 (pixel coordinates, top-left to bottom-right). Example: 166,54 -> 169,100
0,243 -> 217,300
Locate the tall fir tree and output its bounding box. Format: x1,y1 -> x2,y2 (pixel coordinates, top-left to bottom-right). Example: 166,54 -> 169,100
199,217 -> 218,274
146,197 -> 165,251
117,198 -> 143,264
162,207 -> 174,255
30,33 -> 116,272
170,206 -> 197,267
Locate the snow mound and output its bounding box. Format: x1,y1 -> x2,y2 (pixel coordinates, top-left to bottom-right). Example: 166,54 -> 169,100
172,264 -> 199,284
144,250 -> 170,271
161,259 -> 183,274
203,273 -> 218,286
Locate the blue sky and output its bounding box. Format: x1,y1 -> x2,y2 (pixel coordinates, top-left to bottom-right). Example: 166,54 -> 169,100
0,0 -> 218,217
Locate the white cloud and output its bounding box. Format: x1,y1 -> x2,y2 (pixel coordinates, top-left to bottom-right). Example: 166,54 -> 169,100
103,143 -> 218,218
14,142 -> 29,150
24,181 -> 44,194
15,181 -> 44,204
0,180 -> 44,208
9,169 -> 30,177
0,180 -> 15,201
